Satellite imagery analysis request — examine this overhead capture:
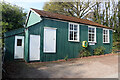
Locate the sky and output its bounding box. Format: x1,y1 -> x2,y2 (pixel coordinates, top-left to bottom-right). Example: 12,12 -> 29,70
3,0 -> 50,12
3,0 -> 119,13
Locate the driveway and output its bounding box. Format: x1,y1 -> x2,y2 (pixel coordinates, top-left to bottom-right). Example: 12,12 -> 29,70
4,53 -> 118,78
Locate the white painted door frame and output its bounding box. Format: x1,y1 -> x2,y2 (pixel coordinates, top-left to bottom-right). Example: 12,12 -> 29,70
14,36 -> 24,59
29,35 -> 40,61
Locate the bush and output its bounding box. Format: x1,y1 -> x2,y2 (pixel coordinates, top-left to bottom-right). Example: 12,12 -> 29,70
94,46 -> 105,55
64,55 -> 68,61
112,42 -> 120,53
79,48 -> 91,57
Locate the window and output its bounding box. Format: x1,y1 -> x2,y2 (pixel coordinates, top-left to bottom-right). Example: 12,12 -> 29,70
17,39 -> 22,46
103,29 -> 109,43
88,26 -> 96,42
68,23 -> 79,42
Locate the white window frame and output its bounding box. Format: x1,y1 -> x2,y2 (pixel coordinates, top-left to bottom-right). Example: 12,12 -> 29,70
103,29 -> 110,43
68,22 -> 79,42
88,26 -> 96,43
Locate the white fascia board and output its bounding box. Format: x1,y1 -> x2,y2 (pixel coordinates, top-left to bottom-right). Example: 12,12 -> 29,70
24,10 -> 31,27
30,8 -> 41,17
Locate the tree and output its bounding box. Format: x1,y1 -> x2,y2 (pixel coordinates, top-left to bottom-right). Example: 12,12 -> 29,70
105,2 -> 109,26
43,1 -> 97,18
117,1 -> 120,33
117,1 -> 120,40
1,2 -> 27,33
92,2 -> 101,24
0,2 -> 27,53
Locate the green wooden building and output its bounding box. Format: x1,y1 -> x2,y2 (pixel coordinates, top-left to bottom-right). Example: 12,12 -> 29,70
4,8 -> 113,62
4,28 -> 25,61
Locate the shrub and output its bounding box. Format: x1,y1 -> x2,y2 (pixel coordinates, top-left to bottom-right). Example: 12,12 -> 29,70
79,48 -> 91,57
64,55 -> 68,61
112,42 -> 120,53
94,46 -> 105,55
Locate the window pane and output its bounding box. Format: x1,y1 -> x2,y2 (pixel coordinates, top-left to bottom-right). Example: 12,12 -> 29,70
89,28 -> 91,32
103,35 -> 105,38
92,34 -> 94,37
89,34 -> 92,38
74,25 -> 78,31
103,37 -> 105,42
89,37 -> 92,41
106,30 -> 108,34
92,37 -> 94,41
74,32 -> 78,40
103,30 -> 105,34
106,35 -> 108,38
70,24 -> 73,30
89,34 -> 92,41
106,38 -> 108,42
92,28 -> 94,33
17,39 -> 22,46
70,31 -> 73,40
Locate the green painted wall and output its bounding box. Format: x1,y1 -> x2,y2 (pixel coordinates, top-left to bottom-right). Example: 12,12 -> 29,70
24,29 -> 29,62
24,19 -> 44,62
4,28 -> 24,61
27,11 -> 42,27
25,18 -> 113,62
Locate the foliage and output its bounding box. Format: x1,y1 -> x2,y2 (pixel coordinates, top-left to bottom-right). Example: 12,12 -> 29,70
79,48 -> 91,57
1,2 -> 27,33
113,42 -> 120,50
113,32 -> 120,42
43,1 -> 120,41
64,55 -> 68,61
43,2 -> 97,18
94,46 -> 105,55
112,42 -> 120,53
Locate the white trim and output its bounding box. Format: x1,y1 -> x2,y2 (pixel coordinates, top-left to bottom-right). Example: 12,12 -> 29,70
25,9 -> 42,27
44,27 -> 57,30
30,8 -> 41,17
103,29 -> 110,43
88,26 -> 96,43
68,22 -> 79,42
24,10 -> 31,27
44,17 -> 112,30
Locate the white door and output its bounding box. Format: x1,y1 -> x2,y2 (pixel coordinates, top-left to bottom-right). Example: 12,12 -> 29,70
14,36 -> 24,59
44,27 -> 56,53
29,35 -> 40,61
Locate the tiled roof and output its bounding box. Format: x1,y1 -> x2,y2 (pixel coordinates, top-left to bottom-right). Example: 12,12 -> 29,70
31,8 -> 112,29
